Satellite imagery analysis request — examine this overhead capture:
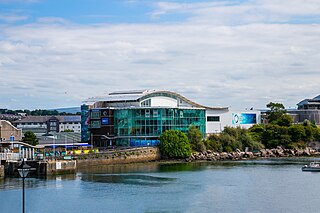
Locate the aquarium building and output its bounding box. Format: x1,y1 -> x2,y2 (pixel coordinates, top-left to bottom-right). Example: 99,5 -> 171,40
81,90 -> 260,147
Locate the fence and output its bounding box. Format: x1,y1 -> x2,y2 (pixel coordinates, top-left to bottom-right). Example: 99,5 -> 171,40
0,153 -> 20,161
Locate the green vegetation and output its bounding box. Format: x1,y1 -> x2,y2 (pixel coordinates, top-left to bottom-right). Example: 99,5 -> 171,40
159,130 -> 191,159
158,102 -> 320,159
22,131 -> 39,146
187,125 -> 205,152
204,126 -> 265,152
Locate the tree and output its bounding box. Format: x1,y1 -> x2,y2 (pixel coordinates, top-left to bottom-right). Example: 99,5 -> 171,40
159,130 -> 191,159
274,114 -> 293,127
204,134 -> 223,152
288,125 -> 305,142
248,124 -> 265,142
266,102 -> 286,123
187,125 -> 204,151
22,131 -> 39,146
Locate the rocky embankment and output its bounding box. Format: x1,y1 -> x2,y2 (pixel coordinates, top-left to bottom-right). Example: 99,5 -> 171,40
186,147 -> 319,162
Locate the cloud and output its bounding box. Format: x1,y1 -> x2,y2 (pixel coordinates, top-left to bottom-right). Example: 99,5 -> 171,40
151,0 -> 320,24
0,12 -> 28,23
1,1 -> 320,109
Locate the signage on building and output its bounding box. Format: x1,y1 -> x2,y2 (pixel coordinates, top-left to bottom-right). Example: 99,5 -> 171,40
101,118 -> 109,125
232,113 -> 256,124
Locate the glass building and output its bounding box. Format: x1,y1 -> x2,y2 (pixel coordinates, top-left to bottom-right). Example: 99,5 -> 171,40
81,90 -> 218,147
115,108 -> 205,146
81,90 -> 260,147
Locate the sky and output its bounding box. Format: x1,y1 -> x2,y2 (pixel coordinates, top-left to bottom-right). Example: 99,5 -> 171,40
0,0 -> 320,110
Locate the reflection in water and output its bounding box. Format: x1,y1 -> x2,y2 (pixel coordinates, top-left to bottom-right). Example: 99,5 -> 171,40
78,162 -> 162,174
80,174 -> 176,186
1,158 -> 319,213
0,174 -> 77,190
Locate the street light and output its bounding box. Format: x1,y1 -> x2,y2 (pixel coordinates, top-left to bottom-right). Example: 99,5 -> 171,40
18,159 -> 31,213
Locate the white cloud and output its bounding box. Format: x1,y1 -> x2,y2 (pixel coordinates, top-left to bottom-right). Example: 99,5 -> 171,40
0,13 -> 28,22
151,0 -> 320,24
1,1 -> 320,109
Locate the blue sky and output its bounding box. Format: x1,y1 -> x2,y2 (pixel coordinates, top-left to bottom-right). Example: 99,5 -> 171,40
1,0 -> 320,110
1,0 -> 192,24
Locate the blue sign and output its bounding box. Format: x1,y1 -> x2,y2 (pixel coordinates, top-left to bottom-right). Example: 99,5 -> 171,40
101,117 -> 109,125
10,135 -> 14,141
129,139 -> 160,147
232,113 -> 256,124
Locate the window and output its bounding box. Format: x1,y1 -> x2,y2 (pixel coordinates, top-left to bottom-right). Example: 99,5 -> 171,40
90,120 -> 101,128
91,110 -> 101,119
141,99 -> 151,107
207,116 -> 220,122
145,109 -> 150,118
153,110 -> 158,117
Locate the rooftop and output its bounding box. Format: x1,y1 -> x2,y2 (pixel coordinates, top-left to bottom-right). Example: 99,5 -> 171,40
84,89 -> 228,110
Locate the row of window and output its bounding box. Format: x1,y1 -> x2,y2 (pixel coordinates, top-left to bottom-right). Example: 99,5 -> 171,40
60,126 -> 80,129
18,122 -> 80,125
91,108 -> 204,120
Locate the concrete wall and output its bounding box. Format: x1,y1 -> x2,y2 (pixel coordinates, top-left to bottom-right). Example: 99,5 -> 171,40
150,96 -> 177,107
46,160 -> 77,175
76,147 -> 161,169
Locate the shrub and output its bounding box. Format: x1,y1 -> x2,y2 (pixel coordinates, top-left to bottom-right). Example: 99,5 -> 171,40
159,130 -> 191,159
187,125 -> 203,151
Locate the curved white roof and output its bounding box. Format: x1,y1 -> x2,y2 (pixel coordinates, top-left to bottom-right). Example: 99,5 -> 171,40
84,90 -> 228,110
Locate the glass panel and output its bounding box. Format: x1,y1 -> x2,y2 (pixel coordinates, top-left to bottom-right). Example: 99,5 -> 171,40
90,120 -> 101,128
91,110 -> 101,119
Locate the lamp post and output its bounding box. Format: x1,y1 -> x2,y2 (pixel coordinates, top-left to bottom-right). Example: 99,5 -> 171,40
18,159 -> 31,213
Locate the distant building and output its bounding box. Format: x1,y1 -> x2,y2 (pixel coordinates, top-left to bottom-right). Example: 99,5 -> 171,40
13,116 -> 81,134
297,95 -> 320,110
82,90 -> 260,147
295,95 -> 320,124
0,120 -> 22,141
261,95 -> 320,125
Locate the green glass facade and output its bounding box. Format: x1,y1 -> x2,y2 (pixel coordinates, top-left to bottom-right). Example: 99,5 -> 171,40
114,108 -> 206,146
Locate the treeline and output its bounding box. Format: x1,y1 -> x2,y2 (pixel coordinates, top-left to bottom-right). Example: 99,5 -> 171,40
198,102 -> 320,152
0,109 -> 80,116
159,102 -> 320,159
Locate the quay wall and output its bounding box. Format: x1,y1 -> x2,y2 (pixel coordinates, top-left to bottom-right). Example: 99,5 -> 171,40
46,160 -> 77,175
76,147 -> 161,169
0,164 -> 4,179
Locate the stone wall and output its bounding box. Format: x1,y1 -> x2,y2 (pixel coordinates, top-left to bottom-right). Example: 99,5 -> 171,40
187,147 -> 318,162
76,147 -> 161,169
0,165 -> 4,179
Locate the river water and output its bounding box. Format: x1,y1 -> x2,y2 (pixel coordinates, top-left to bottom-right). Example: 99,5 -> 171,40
0,158 -> 319,213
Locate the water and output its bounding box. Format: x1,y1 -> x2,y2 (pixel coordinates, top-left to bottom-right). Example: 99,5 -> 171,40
1,158 -> 320,213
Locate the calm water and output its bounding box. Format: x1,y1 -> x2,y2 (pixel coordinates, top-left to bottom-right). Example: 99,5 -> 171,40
1,158 -> 320,213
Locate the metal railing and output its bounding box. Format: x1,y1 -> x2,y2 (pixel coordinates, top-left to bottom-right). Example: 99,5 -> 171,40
0,153 -> 20,161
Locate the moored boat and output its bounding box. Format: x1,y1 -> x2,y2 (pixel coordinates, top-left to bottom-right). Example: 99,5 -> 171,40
302,162 -> 320,172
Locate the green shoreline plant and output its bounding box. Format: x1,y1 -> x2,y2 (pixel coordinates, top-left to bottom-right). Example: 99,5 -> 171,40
158,102 -> 320,158
159,130 -> 191,159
